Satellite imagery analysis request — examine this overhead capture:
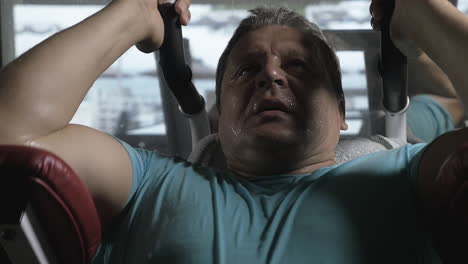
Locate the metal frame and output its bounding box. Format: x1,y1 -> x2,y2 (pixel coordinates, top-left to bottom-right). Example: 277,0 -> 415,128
0,1 -> 15,67
324,30 -> 381,136
156,39 -> 194,158
0,205 -> 58,264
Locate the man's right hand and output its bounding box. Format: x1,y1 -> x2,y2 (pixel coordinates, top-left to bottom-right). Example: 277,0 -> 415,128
369,0 -> 427,59
0,0 -> 188,231
119,0 -> 191,53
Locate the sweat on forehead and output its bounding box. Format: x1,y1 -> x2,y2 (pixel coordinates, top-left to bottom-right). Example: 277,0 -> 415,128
215,6 -> 345,116
227,25 -> 323,69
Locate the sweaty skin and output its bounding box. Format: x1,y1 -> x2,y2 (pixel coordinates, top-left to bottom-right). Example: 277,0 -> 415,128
218,25 -> 348,178
371,0 -> 468,201
0,0 -> 191,229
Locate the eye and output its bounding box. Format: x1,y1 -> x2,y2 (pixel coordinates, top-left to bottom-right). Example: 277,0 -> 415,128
285,59 -> 309,74
234,64 -> 257,79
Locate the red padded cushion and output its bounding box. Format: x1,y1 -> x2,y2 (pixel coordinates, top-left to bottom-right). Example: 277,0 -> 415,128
423,143 -> 468,264
0,145 -> 101,264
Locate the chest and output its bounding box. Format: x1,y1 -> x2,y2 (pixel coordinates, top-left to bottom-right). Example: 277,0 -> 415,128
112,174 -> 431,264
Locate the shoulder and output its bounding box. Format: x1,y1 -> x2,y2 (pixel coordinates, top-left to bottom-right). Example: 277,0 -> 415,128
333,143 -> 426,174
116,138 -> 188,175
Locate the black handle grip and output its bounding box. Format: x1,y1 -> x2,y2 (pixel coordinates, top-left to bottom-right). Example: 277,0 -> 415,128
158,3 -> 204,115
379,0 -> 408,113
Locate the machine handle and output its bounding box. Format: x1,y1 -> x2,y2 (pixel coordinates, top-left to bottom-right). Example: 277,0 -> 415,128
379,0 -> 408,113
158,3 -> 205,115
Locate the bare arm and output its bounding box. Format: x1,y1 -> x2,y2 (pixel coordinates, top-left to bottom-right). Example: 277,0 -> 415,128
0,0 -> 190,228
369,0 -> 468,198
395,0 -> 468,179
397,1 -> 468,216
409,53 -> 458,99
406,0 -> 468,107
372,0 -> 467,117
0,0 -> 159,143
409,53 -> 465,125
371,0 -> 467,125
372,0 -> 468,108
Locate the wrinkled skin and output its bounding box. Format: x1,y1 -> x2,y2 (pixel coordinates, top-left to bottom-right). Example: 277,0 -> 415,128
218,25 -> 348,177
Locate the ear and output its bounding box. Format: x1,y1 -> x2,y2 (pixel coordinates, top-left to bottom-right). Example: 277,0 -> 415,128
340,112 -> 348,131
341,121 -> 349,131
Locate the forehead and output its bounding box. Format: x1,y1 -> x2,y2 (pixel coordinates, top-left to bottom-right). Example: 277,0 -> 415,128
229,25 -> 313,62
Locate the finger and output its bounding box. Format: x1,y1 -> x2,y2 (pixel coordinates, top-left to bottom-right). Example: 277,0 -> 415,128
175,0 -> 191,25
136,38 -> 161,53
369,2 -> 384,20
370,17 -> 381,31
369,2 -> 375,16
370,0 -> 383,7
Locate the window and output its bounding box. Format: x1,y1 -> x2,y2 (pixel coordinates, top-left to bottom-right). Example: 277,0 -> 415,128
459,0 -> 468,13
13,3 -> 167,138
5,0 -> 453,154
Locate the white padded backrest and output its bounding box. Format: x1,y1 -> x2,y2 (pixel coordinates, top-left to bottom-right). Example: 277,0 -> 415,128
188,134 -> 227,169
334,135 -> 406,164
187,133 -> 407,169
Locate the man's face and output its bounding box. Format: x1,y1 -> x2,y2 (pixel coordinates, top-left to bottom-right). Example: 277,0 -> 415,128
218,25 -> 347,161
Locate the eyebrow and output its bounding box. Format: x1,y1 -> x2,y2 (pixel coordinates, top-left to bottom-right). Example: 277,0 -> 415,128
229,46 -> 321,71
232,48 -> 309,63
232,48 -> 267,64
284,48 -> 323,67
283,49 -> 307,59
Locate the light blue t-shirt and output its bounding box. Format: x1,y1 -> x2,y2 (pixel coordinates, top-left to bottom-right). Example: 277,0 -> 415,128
93,141 -> 440,263
407,95 -> 455,143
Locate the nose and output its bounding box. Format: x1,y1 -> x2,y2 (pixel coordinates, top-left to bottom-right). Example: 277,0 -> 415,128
255,58 -> 287,90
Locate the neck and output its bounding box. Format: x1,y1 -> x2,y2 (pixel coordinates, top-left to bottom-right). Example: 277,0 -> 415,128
227,146 -> 336,178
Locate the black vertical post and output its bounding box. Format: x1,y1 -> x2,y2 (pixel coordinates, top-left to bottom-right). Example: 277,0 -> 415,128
364,50 -> 384,135
155,39 -> 193,158
380,0 -> 408,113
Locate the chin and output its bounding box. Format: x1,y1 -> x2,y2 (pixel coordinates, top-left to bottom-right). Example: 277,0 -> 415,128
249,129 -> 299,148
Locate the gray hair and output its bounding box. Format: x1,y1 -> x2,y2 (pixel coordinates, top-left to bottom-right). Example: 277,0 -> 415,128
215,6 -> 345,116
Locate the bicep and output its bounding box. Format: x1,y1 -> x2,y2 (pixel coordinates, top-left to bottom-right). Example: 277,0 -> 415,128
27,124 -> 133,228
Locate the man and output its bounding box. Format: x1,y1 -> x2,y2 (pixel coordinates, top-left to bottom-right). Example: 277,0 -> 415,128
206,15 -> 465,143
0,0 -> 467,263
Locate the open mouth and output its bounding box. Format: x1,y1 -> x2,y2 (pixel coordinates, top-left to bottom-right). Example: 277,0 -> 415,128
254,100 -> 292,115
247,99 -> 297,123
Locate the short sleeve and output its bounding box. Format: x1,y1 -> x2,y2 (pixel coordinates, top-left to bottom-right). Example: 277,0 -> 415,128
407,95 -> 455,143
112,137 -> 164,204
406,143 -> 429,188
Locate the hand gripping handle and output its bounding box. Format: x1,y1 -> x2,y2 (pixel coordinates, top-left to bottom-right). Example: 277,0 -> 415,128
379,0 -> 408,113
158,3 -> 205,115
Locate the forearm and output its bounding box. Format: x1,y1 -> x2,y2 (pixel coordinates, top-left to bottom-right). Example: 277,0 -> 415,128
0,0 -> 147,142
408,0 -> 468,106
409,53 -> 458,98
